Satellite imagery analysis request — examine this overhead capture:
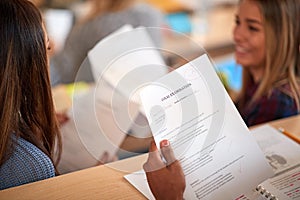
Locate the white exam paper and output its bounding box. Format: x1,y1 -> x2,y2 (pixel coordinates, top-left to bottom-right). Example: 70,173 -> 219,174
125,54 -> 273,199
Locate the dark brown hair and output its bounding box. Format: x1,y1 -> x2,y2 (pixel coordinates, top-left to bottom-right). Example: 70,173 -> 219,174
0,0 -> 61,170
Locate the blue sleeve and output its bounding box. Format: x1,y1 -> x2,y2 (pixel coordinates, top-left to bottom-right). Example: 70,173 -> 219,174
0,138 -> 55,190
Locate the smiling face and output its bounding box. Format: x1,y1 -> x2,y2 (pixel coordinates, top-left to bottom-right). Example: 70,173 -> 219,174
233,0 -> 266,81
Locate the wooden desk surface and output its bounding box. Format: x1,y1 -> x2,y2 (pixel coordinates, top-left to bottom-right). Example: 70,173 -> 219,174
0,154 -> 148,200
1,115 -> 299,199
253,114 -> 300,143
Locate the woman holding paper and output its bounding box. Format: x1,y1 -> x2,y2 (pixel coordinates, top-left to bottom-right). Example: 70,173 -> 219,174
143,140 -> 186,200
234,0 -> 300,126
143,0 -> 300,199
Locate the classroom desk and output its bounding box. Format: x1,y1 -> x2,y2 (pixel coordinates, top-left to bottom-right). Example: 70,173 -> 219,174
1,115 -> 299,200
252,114 -> 300,144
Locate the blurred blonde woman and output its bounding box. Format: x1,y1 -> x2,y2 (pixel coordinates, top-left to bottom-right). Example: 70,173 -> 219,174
143,1 -> 300,199
50,0 -> 165,85
234,0 -> 300,126
83,0 -> 136,22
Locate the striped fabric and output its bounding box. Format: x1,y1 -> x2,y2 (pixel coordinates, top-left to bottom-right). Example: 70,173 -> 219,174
0,137 -> 55,190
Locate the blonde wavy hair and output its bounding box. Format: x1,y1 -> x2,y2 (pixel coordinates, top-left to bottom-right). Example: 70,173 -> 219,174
238,0 -> 300,110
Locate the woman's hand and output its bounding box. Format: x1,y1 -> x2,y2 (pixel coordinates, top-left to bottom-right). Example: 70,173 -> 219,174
97,151 -> 118,165
143,140 -> 186,200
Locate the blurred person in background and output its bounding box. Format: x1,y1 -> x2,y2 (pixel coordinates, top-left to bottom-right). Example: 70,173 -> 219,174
234,0 -> 300,126
28,0 -> 46,8
50,0 -> 166,86
143,0 -> 300,198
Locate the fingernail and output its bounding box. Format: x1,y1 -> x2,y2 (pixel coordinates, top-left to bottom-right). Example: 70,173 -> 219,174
161,139 -> 169,147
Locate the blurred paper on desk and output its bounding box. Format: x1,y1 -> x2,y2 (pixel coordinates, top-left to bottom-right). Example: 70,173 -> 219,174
124,170 -> 155,199
57,84 -> 139,174
88,25 -> 168,107
251,124 -> 300,175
